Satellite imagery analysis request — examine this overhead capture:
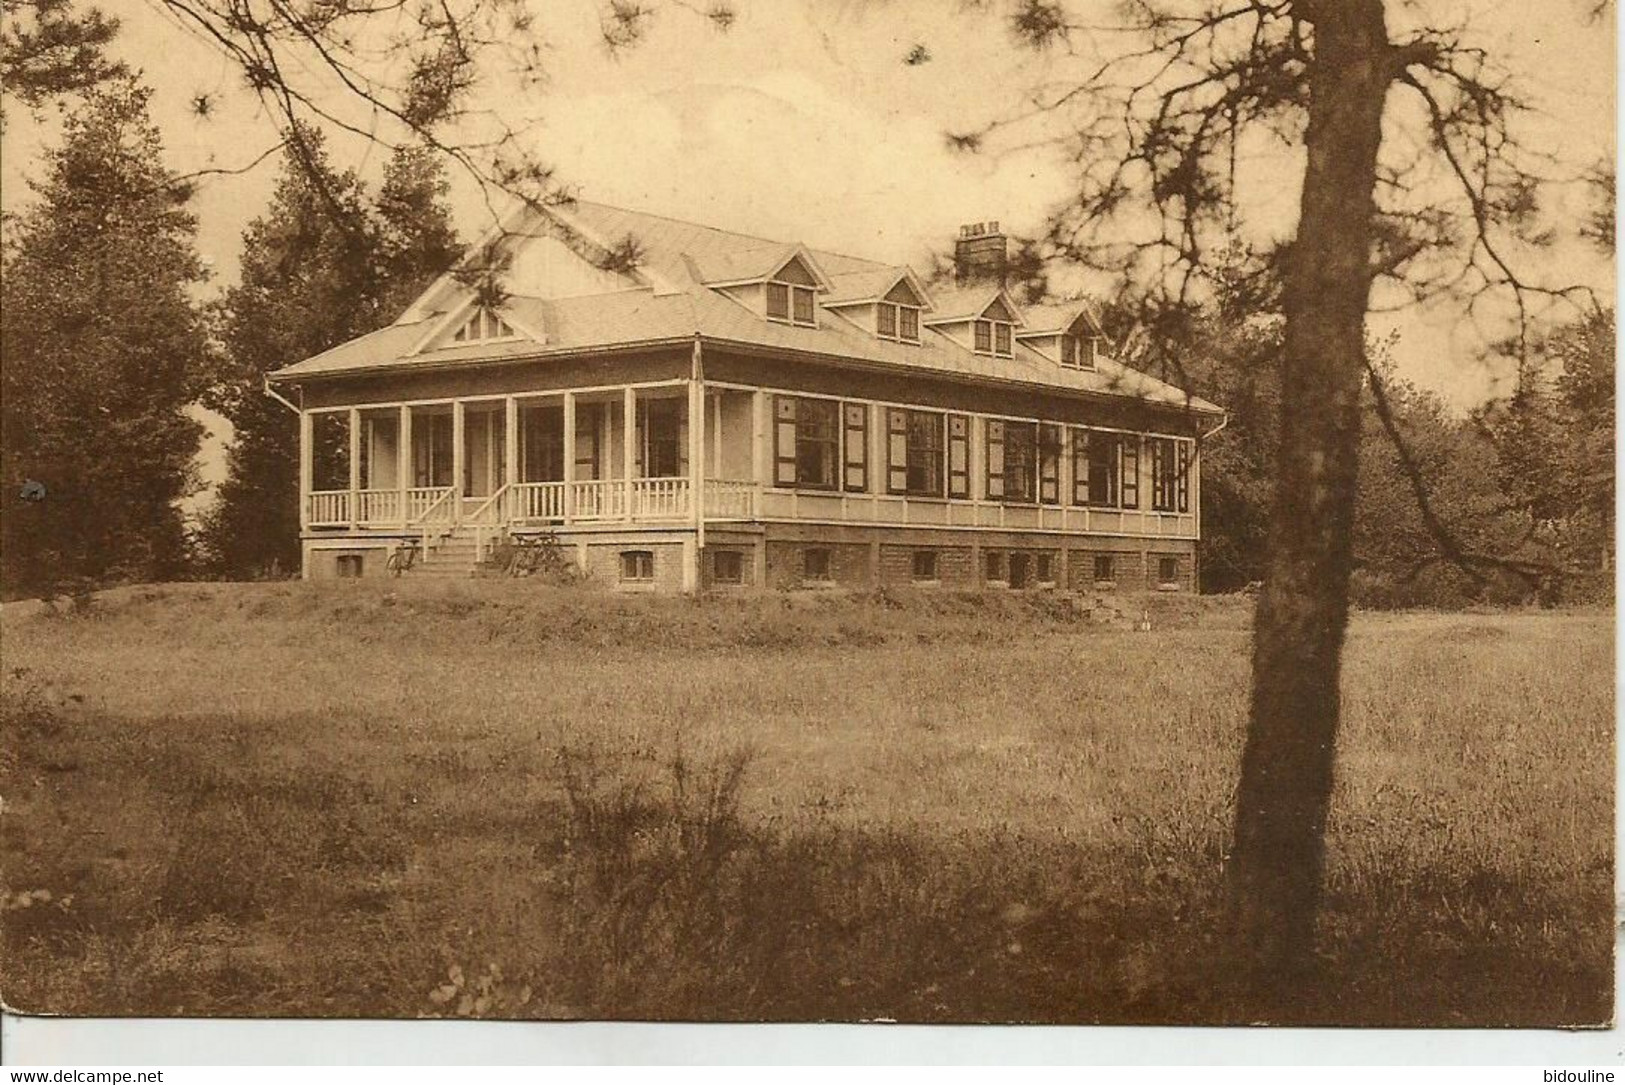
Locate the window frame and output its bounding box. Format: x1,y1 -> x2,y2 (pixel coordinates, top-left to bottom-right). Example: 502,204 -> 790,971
767,279 -> 817,327
712,549 -> 744,585
774,395 -> 841,492
911,549 -> 939,582
886,407 -> 947,498
619,550 -> 655,583
973,318 -> 1014,358
1149,436 -> 1192,514
1157,556 -> 1180,587
1093,554 -> 1116,584
877,301 -> 923,344
451,307 -> 516,343
984,550 -> 1007,585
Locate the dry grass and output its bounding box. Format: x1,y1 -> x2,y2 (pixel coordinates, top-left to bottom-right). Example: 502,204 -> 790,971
0,580 -> 1612,1024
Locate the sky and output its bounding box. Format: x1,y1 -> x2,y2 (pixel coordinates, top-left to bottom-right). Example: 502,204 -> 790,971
1,0 -> 1616,423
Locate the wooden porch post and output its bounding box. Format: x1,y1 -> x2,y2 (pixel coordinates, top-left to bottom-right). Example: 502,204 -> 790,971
348,407 -> 361,528
562,392 -> 577,523
298,410 -> 313,532
750,390 -> 769,517
397,405 -> 411,529
451,400 -> 465,524
622,386 -> 636,521
688,336 -> 706,592
504,396 -> 519,521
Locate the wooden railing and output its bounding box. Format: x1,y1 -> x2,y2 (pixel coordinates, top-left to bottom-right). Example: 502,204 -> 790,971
570,479 -> 626,521
407,486 -> 456,525
633,477 -> 689,518
309,490 -> 350,526
358,490 -> 401,525
464,485 -> 508,526
511,481 -> 566,521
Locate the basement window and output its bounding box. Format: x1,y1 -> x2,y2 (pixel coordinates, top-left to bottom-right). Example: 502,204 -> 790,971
803,548 -> 832,582
336,554 -> 364,579
620,550 -> 655,583
912,550 -> 939,582
712,550 -> 743,585
1158,556 -> 1180,589
1094,555 -> 1115,584
985,551 -> 1007,585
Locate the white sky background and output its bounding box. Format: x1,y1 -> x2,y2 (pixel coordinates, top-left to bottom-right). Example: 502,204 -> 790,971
0,0 -> 1615,426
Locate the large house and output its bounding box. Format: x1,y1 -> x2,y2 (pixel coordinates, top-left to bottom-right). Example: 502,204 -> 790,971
267,200 -> 1225,593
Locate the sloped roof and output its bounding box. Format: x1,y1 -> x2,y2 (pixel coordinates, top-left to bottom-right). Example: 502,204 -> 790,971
923,285 -> 1025,325
1020,301 -> 1097,335
270,199 -> 1220,416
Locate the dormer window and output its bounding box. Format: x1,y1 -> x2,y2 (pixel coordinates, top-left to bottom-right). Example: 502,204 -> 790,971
1060,334 -> 1095,370
452,308 -> 515,343
877,301 -> 921,344
765,257 -> 821,328
975,318 -> 1013,358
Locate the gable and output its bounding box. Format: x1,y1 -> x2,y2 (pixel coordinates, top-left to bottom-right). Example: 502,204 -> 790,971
772,255 -> 820,287
502,230 -> 645,300
982,296 -> 1017,322
884,279 -> 924,307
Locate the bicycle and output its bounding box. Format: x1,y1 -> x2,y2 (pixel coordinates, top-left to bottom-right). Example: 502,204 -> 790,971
386,540 -> 421,577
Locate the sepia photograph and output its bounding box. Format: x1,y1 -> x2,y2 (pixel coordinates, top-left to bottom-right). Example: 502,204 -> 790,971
0,0 -> 1616,1049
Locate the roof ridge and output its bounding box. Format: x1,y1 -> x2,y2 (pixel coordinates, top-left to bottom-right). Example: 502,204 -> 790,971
566,198 -> 892,272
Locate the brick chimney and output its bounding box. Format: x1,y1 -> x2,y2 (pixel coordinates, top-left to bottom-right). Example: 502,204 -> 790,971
954,221 -> 1008,285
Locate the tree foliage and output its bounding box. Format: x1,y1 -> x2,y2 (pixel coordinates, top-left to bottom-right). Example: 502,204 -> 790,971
1,79 -> 215,596
200,131 -> 460,577
0,0 -> 125,118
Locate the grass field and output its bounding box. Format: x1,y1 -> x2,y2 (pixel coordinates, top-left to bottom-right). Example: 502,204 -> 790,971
0,581 -> 1613,1025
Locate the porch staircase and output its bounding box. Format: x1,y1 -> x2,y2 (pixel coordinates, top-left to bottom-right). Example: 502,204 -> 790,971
409,525 -> 492,579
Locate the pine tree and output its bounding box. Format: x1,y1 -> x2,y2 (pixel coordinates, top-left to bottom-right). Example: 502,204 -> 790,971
1,79 -> 215,597
202,135 -> 459,577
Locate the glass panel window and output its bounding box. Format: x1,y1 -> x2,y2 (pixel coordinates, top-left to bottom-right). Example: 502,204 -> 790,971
994,322 -> 1012,357
1150,436 -> 1191,513
1035,553 -> 1054,584
887,408 -> 945,497
620,551 -> 654,582
1061,335 -> 1078,367
774,396 -> 839,490
1158,556 -> 1180,585
1038,424 -> 1062,505
985,551 -> 1006,583
791,285 -> 815,325
766,282 -> 789,320
1081,430 -> 1120,508
877,302 -> 897,337
899,306 -> 920,342
912,550 -> 938,581
997,420 -> 1038,504
640,399 -> 683,479
1094,555 -> 1115,583
974,320 -> 992,353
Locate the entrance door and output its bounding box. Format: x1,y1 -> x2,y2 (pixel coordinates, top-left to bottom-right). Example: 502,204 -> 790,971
462,408 -> 506,499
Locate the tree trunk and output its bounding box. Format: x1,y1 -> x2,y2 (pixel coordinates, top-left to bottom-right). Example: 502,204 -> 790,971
1224,0 -> 1394,1006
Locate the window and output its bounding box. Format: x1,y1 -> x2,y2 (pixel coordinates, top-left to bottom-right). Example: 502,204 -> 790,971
774,396 -> 840,490
974,319 -> 1014,357
985,550 -> 1006,584
713,550 -> 743,585
336,553 -> 363,578
1150,437 -> 1192,513
1094,555 -> 1115,583
520,405 -> 565,483
620,550 -> 654,582
1039,424 -> 1062,505
451,308 -> 515,342
1008,552 -> 1031,589
877,302 -> 922,343
886,408 -> 946,497
1158,556 -> 1180,586
413,412 -> 454,488
986,419 -> 1038,503
640,399 -> 684,479
1075,429 -> 1138,508
912,550 -> 938,581
1035,553 -> 1054,584
843,404 -> 868,492
767,279 -> 817,327
947,414 -> 971,499
1061,335 -> 1078,367
803,548 -> 832,582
